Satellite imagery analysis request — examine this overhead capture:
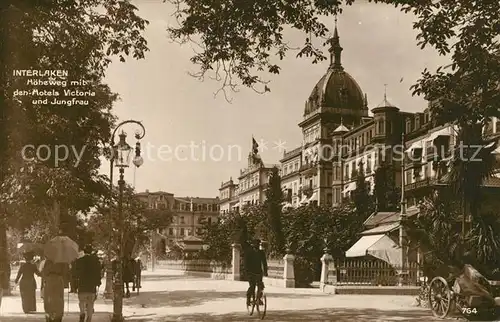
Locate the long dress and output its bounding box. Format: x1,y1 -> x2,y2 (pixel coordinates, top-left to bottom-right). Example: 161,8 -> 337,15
42,261 -> 66,321
15,262 -> 40,313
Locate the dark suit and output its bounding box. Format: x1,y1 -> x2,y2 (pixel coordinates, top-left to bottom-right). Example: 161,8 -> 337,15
243,246 -> 268,302
74,254 -> 101,293
74,254 -> 101,321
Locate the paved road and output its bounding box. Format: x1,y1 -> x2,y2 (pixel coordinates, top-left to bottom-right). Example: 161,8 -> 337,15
0,269 -> 449,321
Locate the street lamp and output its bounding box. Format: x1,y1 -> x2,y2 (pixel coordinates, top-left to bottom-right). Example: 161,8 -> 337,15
107,120 -> 145,322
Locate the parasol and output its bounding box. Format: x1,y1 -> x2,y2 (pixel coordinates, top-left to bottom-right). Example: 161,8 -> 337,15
44,236 -> 79,263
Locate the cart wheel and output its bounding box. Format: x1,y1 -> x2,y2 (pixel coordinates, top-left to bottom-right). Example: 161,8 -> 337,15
428,276 -> 453,318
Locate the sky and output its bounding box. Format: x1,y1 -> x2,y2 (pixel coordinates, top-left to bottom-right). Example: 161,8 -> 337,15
101,0 -> 450,198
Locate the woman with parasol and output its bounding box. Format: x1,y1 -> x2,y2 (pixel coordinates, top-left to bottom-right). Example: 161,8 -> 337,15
15,251 -> 41,313
42,235 -> 79,322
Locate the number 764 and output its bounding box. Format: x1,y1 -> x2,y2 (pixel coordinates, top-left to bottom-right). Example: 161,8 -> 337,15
461,307 -> 478,314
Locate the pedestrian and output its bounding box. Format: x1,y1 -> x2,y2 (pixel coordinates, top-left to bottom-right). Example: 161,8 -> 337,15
14,252 -> 41,313
0,262 -> 8,309
133,256 -> 142,292
38,255 -> 46,300
74,245 -> 102,322
42,259 -> 67,322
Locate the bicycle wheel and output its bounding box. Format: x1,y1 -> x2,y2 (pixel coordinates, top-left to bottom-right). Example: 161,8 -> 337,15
256,291 -> 267,320
247,293 -> 256,316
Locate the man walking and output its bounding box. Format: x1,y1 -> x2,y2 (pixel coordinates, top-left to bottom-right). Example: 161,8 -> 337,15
74,245 -> 102,322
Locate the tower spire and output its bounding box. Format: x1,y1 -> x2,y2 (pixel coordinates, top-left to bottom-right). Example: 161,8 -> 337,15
384,84 -> 388,101
329,15 -> 343,70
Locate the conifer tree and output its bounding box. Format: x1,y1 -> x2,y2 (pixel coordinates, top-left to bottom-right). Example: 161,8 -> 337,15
265,166 -> 285,255
352,161 -> 370,217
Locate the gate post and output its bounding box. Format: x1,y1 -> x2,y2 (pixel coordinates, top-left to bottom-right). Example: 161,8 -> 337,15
231,243 -> 241,281
283,251 -> 295,288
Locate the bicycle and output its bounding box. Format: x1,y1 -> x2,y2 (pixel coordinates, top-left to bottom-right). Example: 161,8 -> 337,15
246,286 -> 267,319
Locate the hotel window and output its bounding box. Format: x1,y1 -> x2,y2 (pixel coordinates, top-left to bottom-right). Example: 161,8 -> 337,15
208,217 -> 212,224
169,228 -> 173,235
180,216 -> 185,224
180,228 -> 185,236
406,120 -> 412,133
327,193 -> 332,205
405,171 -> 412,185
294,162 -> 298,171
345,163 -> 349,180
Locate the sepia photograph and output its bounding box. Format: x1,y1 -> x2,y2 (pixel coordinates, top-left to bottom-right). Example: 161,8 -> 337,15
0,0 -> 499,321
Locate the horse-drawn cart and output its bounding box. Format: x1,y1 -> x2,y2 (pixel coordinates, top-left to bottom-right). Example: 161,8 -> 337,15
428,264 -> 500,320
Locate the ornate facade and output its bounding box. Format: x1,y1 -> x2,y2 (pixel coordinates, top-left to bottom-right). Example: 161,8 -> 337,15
136,190 -> 219,247
219,22 -> 500,212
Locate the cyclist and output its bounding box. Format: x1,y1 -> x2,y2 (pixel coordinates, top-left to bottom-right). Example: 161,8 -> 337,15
244,238 -> 268,306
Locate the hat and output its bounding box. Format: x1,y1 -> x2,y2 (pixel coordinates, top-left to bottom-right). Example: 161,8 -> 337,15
83,245 -> 93,254
23,252 -> 34,261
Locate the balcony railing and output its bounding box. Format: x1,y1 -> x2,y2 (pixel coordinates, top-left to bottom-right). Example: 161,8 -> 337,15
404,178 -> 439,191
300,162 -> 318,177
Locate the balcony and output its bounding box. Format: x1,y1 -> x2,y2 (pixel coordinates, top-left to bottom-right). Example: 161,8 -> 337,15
404,178 -> 439,192
300,162 -> 318,177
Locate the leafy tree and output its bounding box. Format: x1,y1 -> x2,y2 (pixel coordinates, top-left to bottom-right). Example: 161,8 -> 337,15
88,185 -> 173,259
0,0 -> 149,290
264,166 -> 285,256
167,0 -> 499,98
405,188 -> 500,280
282,203 -> 365,286
201,201 -> 368,286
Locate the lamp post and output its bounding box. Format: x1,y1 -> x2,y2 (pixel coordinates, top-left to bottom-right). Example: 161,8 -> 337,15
108,121 -> 145,322
399,132 -> 408,286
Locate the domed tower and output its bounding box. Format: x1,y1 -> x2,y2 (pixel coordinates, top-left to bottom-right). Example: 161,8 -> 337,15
300,20 -> 369,135
298,18 -> 368,207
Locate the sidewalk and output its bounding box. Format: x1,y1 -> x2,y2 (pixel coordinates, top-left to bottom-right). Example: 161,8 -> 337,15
0,269 -> 442,321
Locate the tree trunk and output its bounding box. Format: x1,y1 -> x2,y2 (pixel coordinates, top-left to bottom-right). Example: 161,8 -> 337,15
0,221 -> 11,295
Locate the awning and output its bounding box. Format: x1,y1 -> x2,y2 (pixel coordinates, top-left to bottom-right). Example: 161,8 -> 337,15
308,192 -> 318,202
405,140 -> 423,153
428,126 -> 453,141
346,234 -> 402,267
282,202 -> 294,210
342,182 -> 356,193
232,202 -> 240,208
299,195 -> 308,205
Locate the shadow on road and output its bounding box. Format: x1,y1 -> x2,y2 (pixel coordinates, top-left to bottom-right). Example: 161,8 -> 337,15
0,311 -> 112,321
139,275 -> 188,282
127,308 -> 452,322
125,290 -> 310,308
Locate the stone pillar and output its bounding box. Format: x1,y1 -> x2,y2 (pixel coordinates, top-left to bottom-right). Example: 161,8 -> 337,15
231,243 -> 241,281
320,252 -> 333,291
283,253 -> 295,288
